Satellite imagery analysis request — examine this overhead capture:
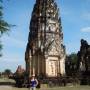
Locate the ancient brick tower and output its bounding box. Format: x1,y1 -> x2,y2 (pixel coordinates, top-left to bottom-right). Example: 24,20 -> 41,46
25,0 -> 66,77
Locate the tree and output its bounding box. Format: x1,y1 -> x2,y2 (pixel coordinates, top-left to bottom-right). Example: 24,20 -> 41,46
3,69 -> 12,77
0,42 -> 2,56
69,53 -> 78,64
0,0 -> 11,35
0,0 -> 14,57
66,53 -> 78,76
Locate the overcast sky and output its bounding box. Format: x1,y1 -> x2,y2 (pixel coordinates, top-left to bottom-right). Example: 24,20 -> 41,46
0,0 -> 90,72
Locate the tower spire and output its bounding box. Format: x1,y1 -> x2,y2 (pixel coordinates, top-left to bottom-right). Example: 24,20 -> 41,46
25,0 -> 66,77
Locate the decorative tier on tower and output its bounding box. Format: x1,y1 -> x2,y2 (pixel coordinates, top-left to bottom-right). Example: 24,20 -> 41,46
25,0 -> 66,77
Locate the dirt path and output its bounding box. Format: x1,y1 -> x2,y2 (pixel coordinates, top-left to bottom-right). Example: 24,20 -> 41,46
0,85 -> 13,90
0,85 -> 90,90
0,85 -> 28,90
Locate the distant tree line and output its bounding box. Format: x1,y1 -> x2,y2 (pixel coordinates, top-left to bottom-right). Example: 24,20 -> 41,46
65,53 -> 78,76
0,69 -> 13,78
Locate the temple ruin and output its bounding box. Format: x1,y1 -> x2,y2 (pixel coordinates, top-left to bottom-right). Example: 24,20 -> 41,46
77,39 -> 90,74
25,0 -> 66,77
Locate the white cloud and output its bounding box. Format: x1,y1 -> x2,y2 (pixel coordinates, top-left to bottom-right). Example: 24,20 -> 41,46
82,12 -> 90,21
86,0 -> 90,2
0,35 -> 26,71
0,51 -> 25,61
0,52 -> 25,71
81,27 -> 90,32
1,35 -> 27,49
0,55 -> 25,72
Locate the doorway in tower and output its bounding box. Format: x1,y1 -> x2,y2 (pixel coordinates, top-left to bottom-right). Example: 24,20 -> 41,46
46,59 -> 58,77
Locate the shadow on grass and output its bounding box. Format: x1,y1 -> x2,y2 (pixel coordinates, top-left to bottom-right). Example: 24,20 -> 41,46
0,82 -> 15,86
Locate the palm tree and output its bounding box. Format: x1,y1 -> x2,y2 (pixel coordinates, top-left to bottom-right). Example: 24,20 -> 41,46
0,0 -> 11,36
0,0 -> 14,56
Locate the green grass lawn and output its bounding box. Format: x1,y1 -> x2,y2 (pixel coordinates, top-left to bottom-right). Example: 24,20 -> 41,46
45,86 -> 90,90
0,78 -> 90,90
1,85 -> 90,90
0,78 -> 15,83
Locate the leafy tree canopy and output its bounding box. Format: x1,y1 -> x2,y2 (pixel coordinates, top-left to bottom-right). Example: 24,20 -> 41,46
67,53 -> 78,64
0,0 -> 11,36
4,69 -> 12,74
0,0 -> 14,57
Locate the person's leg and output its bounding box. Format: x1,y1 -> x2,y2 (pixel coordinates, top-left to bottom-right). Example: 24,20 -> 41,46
29,87 -> 33,90
29,87 -> 31,90
32,87 -> 36,90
